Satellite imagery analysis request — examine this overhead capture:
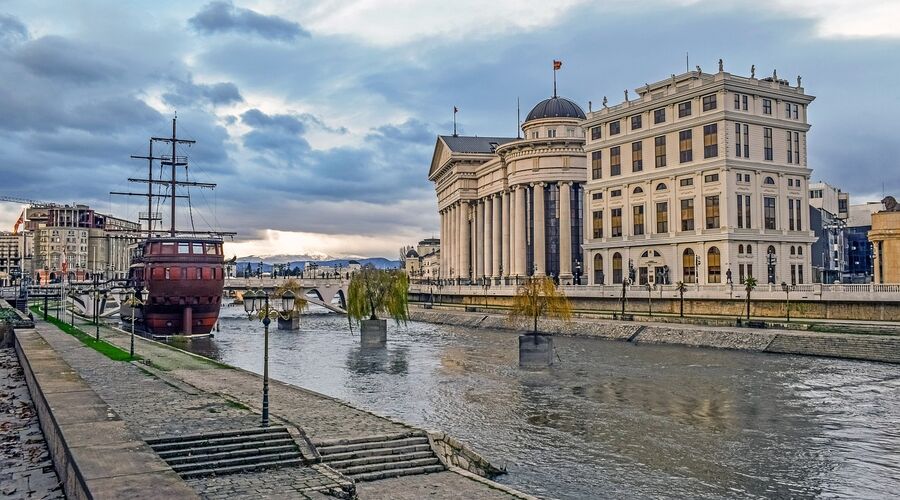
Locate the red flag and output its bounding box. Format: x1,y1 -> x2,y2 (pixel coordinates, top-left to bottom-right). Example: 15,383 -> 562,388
453,106 -> 458,113
553,60 -> 562,70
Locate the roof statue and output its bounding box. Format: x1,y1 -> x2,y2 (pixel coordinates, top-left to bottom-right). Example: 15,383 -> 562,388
624,89 -> 629,101
751,64 -> 756,78
602,96 -> 608,108
718,58 -> 723,72
773,69 -> 778,80
797,75 -> 802,87
882,196 -> 899,212
696,65 -> 701,73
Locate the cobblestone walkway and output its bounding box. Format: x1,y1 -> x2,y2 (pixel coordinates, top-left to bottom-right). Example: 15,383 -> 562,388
0,347 -> 64,499
355,472 -> 520,499
186,464 -> 352,499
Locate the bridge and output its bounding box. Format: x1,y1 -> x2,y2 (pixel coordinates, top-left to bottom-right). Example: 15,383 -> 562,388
224,277 -> 349,314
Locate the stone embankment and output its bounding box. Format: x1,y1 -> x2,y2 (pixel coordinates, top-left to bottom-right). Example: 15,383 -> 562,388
410,308 -> 900,364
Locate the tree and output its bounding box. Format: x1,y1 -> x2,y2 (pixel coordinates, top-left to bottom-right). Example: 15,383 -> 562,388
744,276 -> 758,321
347,264 -> 409,322
675,281 -> 687,317
509,276 -> 573,335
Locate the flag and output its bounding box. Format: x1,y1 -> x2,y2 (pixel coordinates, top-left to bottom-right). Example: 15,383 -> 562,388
454,106 -> 458,113
553,60 -> 562,70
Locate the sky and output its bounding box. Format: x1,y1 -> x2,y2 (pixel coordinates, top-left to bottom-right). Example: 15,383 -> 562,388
1,0 -> 898,260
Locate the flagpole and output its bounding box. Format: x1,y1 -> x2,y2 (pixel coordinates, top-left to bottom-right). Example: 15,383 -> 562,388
453,106 -> 457,137
553,64 -> 557,97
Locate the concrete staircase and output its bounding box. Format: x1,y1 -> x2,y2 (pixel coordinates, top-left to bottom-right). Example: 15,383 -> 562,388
146,426 -> 305,478
316,432 -> 445,482
765,334 -> 900,364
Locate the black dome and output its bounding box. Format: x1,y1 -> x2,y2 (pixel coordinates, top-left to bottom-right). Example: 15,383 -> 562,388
525,96 -> 585,122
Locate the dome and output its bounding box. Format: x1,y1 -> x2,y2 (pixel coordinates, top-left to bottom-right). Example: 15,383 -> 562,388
525,96 -> 585,122
405,249 -> 419,258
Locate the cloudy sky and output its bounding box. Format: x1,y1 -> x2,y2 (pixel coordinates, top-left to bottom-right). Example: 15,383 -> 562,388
1,0 -> 898,259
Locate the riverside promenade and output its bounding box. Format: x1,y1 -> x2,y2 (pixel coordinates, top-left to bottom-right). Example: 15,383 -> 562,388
12,316 -> 530,499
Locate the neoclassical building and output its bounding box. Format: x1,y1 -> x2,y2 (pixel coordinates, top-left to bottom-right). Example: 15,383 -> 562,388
582,68 -> 816,286
430,96 -> 587,284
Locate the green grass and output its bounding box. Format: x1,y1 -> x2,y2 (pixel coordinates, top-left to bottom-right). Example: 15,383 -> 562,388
30,305 -> 138,362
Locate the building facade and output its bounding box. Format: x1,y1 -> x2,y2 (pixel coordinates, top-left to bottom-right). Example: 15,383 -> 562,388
582,68 -> 816,286
402,238 -> 441,281
808,181 -> 850,283
869,209 -> 900,284
430,96 -> 587,285
0,232 -> 23,286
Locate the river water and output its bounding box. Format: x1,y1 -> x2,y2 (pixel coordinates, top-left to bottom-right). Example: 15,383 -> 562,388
182,306 -> 900,499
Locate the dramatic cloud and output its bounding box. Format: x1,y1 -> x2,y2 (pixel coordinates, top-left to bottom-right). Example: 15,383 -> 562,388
188,1 -> 309,41
163,76 -> 244,107
0,14 -> 28,46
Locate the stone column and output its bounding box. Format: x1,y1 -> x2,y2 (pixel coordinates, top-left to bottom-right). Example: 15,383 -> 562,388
475,200 -> 484,280
514,185 -> 527,277
533,182 -> 546,276
449,204 -> 456,278
492,194 -> 501,280
460,202 -> 470,281
440,210 -> 445,278
559,181 -> 573,284
502,190 -> 511,279
483,196 -> 493,279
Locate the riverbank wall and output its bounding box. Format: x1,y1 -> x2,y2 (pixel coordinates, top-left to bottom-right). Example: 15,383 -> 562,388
409,307 -> 900,364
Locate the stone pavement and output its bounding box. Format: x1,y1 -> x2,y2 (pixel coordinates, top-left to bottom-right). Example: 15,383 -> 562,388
0,347 -> 64,499
355,472 -> 522,500
186,464 -> 351,499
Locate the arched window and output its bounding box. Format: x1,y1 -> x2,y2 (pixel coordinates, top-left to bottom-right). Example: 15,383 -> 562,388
790,246 -> 796,255
768,245 -> 776,254
738,244 -> 744,254
633,187 -> 644,194
747,244 -> 753,254
707,247 -> 721,283
593,253 -> 604,284
656,183 -> 667,191
798,246 -> 803,256
764,176 -> 776,185
612,253 -> 623,284
683,248 -> 696,284
641,250 -> 650,258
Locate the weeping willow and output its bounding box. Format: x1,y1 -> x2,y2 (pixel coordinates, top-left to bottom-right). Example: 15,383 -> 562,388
508,276 -> 573,335
274,279 -> 309,313
347,265 -> 409,323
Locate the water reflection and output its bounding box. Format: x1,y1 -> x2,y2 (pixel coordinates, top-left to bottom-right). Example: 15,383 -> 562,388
175,309 -> 900,499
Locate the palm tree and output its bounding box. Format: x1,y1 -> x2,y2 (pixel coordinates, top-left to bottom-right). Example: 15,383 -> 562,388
743,276 -> 758,321
509,276 -> 573,335
347,265 -> 409,323
675,281 -> 687,317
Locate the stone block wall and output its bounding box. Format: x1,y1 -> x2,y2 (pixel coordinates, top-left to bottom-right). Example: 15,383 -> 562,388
428,431 -> 505,478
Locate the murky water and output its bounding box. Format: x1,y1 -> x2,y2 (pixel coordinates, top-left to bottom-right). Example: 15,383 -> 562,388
183,306 -> 900,499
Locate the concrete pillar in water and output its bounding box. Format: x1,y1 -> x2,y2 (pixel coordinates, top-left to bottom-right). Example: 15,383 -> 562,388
361,319 -> 387,347
519,334 -> 555,367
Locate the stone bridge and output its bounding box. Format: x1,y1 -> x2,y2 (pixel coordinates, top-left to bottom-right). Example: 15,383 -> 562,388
224,277 -> 349,314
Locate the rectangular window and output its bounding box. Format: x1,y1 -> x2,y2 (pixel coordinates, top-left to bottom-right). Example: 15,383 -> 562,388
705,195 -> 720,229
794,104 -> 799,119
787,131 -> 793,164
632,141 -> 643,172
793,132 -> 800,164
743,124 -> 749,157
703,123 -> 718,158
656,202 -> 668,233
547,129 -> 556,138
591,126 -> 601,140
764,197 -> 776,229
739,263 -> 746,284
788,198 -> 795,230
611,208 -> 622,237
610,146 -> 621,176
763,99 -> 772,115
592,210 -> 603,238
704,173 -> 719,183
679,177 -> 693,187
610,121 -> 621,135
763,127 -> 773,160
654,136 -> 666,167
734,93 -> 740,110
745,194 -> 751,228
591,192 -> 603,200
737,195 -> 744,229
631,115 -> 642,130
798,264 -> 804,284
702,94 -> 717,111
654,108 -> 666,124
611,189 -> 621,197
178,243 -> 190,254
678,101 -> 692,118
742,95 -> 749,111
681,198 -> 695,231
679,129 -> 693,163
796,199 -> 802,230
735,123 -> 742,157
591,151 -> 602,179
633,205 -> 645,235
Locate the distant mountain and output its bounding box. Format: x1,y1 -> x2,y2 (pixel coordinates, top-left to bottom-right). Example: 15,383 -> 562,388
235,256 -> 400,273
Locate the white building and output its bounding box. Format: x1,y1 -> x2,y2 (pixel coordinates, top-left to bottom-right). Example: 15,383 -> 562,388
0,232 -> 23,286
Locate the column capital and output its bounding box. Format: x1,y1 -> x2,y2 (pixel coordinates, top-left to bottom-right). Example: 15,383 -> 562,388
559,180 -> 573,187
531,181 -> 545,188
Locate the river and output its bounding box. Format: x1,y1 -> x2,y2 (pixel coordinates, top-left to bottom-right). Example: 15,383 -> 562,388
180,306 -> 900,499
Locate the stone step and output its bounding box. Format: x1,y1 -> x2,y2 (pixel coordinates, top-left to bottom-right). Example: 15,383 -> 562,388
319,443 -> 432,462
179,457 -> 305,479
146,426 -> 285,446
150,429 -> 292,452
171,450 -> 303,473
337,457 -> 441,477
314,431 -> 426,448
326,450 -> 435,470
156,437 -> 297,459
317,436 -> 429,456
349,464 -> 446,482
165,444 -> 300,466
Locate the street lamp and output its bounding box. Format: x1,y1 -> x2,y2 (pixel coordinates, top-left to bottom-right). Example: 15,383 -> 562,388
125,287 -> 145,358
244,288 -> 296,427
781,281 -> 791,322
573,259 -> 582,285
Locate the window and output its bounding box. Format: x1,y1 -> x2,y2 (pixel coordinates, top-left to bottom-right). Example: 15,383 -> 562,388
735,123 -> 743,157
785,103 -> 799,119
702,94 -> 717,111
532,131 -> 539,139
591,126 -> 602,140
707,247 -> 721,283
703,124 -> 718,158
656,202 -> 668,233
591,151 -> 602,179
798,264 -> 803,284
656,183 -> 667,191
747,244 -> 753,254
705,195 -> 720,229
795,199 -> 802,230
793,132 -> 800,164
734,93 -> 740,110
610,121 -> 621,135
592,210 -> 603,238
631,115 -> 642,130
633,187 -> 644,194
547,128 -> 557,138
787,131 -> 793,163
683,249 -> 696,283
734,93 -> 749,111
791,245 -> 796,255
612,253 -> 623,284
178,243 -> 190,254
739,244 -> 744,254
704,173 -> 719,183
611,208 -> 622,237
763,99 -> 772,115
679,177 -> 694,187
735,123 -> 750,158
737,194 -> 751,228
591,192 -> 603,200
788,199 -> 795,231
678,101 -> 692,118
610,146 -> 621,176
654,136 -> 666,167
654,108 -> 666,124
611,189 -> 622,197
764,176 -> 775,185
763,127 -> 773,160
681,198 -> 695,231
742,124 -> 749,157
810,189 -> 823,199
679,130 -> 693,163
567,128 -> 576,137
633,205 -> 645,235
764,197 -> 777,229
632,141 -> 643,172
742,95 -> 749,111
798,246 -> 803,255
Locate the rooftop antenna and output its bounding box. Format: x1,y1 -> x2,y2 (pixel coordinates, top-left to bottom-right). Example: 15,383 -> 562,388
517,97 -> 521,139
686,52 -> 689,73
452,106 -> 458,137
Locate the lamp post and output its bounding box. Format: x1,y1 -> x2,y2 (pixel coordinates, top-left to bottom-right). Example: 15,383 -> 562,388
126,287 -> 145,358
244,288 -> 296,427
781,281 -> 791,322
574,259 -> 582,286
